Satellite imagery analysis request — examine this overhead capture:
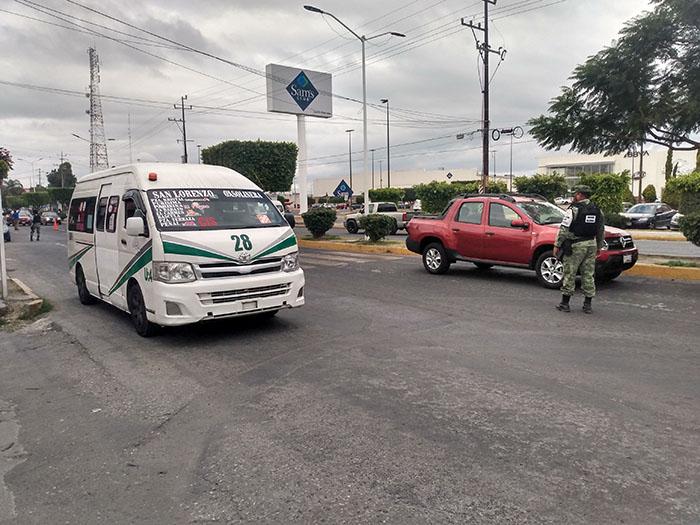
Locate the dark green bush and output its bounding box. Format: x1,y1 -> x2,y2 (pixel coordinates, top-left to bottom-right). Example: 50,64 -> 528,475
359,214 -> 395,242
302,208 -> 336,239
605,213 -> 630,229
579,173 -> 629,216
679,212 -> 700,247
369,187 -> 403,203
642,184 -> 657,202
514,173 -> 567,202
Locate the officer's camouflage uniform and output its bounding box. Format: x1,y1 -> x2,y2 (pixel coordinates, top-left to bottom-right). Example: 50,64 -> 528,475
555,199 -> 605,298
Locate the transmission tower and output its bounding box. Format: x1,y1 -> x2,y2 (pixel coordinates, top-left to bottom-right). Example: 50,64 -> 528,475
87,47 -> 109,171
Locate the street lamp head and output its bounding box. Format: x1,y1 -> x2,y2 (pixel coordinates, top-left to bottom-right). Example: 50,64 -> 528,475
380,99 -> 388,104
390,32 -> 406,38
345,129 -> 354,133
303,5 -> 325,14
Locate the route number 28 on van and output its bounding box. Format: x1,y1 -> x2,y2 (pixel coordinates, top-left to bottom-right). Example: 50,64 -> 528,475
67,163 -> 304,336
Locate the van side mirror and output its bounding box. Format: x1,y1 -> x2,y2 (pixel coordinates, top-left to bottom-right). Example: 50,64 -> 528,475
511,219 -> 529,229
126,216 -> 145,236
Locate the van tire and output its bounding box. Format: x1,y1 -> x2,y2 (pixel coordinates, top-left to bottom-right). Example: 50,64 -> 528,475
76,266 -> 96,305
422,242 -> 451,274
127,283 -> 157,337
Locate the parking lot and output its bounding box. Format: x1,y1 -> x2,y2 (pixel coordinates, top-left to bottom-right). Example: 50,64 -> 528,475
1,227 -> 699,523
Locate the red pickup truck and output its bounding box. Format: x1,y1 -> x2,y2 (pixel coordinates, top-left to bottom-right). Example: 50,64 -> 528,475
405,194 -> 638,288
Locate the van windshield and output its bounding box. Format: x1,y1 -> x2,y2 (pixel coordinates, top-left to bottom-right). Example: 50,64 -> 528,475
146,188 -> 286,231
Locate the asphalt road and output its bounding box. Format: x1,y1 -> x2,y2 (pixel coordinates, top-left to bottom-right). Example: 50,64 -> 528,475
1,227 -> 699,523
324,227 -> 700,259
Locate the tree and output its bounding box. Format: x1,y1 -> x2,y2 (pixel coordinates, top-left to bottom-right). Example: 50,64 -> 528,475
202,140 -> 297,192
514,174 -> 568,202
0,147 -> 14,183
46,162 -> 77,188
578,173 -> 630,216
665,148 -> 673,181
369,187 -> 403,203
4,179 -> 24,196
642,184 -> 657,202
529,0 -> 700,177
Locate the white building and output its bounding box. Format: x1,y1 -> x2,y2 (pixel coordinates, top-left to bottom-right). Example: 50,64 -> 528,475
312,167 -> 479,197
537,148 -> 697,197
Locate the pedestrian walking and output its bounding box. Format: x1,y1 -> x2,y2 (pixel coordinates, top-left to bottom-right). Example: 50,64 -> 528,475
553,185 -> 605,314
12,209 -> 19,230
30,209 -> 41,242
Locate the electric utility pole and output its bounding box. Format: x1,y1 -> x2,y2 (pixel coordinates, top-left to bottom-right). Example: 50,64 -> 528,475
462,0 -> 506,193
170,95 -> 192,163
87,47 -> 109,171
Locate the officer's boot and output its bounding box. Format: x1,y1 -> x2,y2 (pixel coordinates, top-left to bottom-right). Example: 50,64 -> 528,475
583,297 -> 593,314
556,294 -> 571,312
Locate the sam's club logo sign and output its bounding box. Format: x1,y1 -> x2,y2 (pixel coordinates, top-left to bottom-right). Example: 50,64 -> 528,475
286,71 -> 318,111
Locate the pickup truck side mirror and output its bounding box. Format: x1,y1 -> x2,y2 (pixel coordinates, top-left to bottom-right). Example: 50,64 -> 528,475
126,216 -> 145,236
511,219 -> 529,230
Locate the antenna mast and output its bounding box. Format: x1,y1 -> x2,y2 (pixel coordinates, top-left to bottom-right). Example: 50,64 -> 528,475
87,47 -> 109,171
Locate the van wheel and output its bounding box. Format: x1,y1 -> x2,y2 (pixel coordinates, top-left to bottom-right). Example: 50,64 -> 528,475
536,251 -> 564,289
346,220 -> 359,234
422,242 -> 450,274
127,283 -> 157,337
76,266 -> 95,305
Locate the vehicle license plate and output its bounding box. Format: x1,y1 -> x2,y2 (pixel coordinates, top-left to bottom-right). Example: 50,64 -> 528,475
623,254 -> 632,263
242,301 -> 258,311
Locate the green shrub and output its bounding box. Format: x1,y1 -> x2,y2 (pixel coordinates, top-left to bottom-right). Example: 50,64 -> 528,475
359,214 -> 395,242
665,172 -> 700,213
642,184 -> 657,202
579,173 -> 629,216
514,173 -> 567,202
679,212 -> 700,247
605,213 -> 630,229
302,208 -> 336,239
622,186 -> 635,204
403,187 -> 417,202
369,187 -> 403,203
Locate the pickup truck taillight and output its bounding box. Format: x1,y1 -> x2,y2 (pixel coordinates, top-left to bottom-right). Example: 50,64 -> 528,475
402,212 -> 408,222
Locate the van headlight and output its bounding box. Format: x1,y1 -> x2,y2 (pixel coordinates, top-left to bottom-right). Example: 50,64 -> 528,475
153,262 -> 196,283
281,252 -> 299,272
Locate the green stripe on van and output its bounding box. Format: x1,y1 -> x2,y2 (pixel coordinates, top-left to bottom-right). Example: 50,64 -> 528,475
68,245 -> 93,269
253,235 -> 296,260
107,241 -> 153,296
162,241 -> 236,262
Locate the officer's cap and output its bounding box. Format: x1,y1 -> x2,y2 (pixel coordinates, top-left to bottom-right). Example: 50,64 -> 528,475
573,185 -> 592,197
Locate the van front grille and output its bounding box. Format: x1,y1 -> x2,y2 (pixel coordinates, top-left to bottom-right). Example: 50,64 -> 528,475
198,283 -> 291,306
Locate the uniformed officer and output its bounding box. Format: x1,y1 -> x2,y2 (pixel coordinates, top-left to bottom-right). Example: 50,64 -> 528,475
553,185 -> 605,313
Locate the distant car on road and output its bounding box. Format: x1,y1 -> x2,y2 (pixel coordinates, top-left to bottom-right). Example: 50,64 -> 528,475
620,202 -> 676,229
670,212 -> 683,230
344,202 -> 416,235
17,210 -> 32,226
41,211 -> 62,225
2,217 -> 10,242
406,193 -> 638,288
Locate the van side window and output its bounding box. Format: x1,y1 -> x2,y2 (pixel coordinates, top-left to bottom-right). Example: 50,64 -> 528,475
68,197 -> 97,233
122,190 -> 149,237
124,198 -> 137,225
106,196 -> 119,233
95,197 -> 108,232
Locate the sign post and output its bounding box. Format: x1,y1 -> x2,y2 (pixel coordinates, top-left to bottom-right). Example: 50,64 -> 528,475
266,64 -> 332,215
0,186 -> 8,299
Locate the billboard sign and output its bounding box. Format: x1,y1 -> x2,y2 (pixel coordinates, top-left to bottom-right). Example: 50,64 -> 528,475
266,64 -> 332,118
333,179 -> 353,199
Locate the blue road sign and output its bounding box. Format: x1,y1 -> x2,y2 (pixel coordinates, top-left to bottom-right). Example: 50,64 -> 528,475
333,179 -> 353,198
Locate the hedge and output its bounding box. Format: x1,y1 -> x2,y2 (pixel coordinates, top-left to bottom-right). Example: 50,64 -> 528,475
368,187 -> 403,203
665,172 -> 700,214
642,184 -> 657,203
514,174 -> 567,202
413,180 -> 507,214
202,140 -> 297,192
302,208 -> 336,238
679,212 -> 700,247
359,214 -> 395,242
579,173 -> 629,216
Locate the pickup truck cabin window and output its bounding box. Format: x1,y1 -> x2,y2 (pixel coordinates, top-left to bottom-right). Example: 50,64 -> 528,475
377,203 -> 397,213
456,202 -> 484,224
489,203 -> 520,228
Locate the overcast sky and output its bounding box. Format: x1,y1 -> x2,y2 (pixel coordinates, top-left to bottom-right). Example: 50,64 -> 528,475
1,0 -> 652,189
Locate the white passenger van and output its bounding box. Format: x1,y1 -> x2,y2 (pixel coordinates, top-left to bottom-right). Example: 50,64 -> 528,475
68,163 -> 304,336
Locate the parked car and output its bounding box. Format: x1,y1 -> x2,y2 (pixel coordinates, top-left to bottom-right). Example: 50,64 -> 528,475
619,202 -> 676,229
406,194 -> 638,288
344,202 -> 416,234
41,211 -> 62,225
2,217 -> 10,242
670,212 -> 683,230
622,202 -> 634,212
413,199 -> 422,212
17,210 -> 32,226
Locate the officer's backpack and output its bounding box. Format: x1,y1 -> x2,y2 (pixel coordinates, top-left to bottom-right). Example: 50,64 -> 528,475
570,202 -> 602,238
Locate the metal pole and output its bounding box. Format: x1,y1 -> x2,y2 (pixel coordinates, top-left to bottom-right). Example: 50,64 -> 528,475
379,160 -> 383,188
181,96 -> 188,163
0,185 -> 8,299
128,113 -> 133,164
386,100 -> 391,188
361,38 -> 369,206
297,115 -> 308,214
482,0 -> 491,192
509,133 -> 513,192
638,141 -> 644,200
346,130 -> 353,190
371,149 -> 375,189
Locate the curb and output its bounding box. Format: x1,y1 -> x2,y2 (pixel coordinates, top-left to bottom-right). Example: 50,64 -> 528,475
298,239 -> 700,281
298,239 -> 414,257
632,233 -> 686,242
626,263 -> 700,281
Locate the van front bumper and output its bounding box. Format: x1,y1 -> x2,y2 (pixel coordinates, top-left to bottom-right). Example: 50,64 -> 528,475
148,268 -> 305,326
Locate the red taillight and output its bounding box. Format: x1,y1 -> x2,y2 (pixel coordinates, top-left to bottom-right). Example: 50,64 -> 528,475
402,212 -> 408,221
148,172 -> 158,181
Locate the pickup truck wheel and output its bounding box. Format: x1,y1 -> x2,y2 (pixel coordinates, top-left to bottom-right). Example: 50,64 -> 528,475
422,242 -> 450,274
535,251 -> 564,289
346,220 -> 359,234
473,262 -> 493,270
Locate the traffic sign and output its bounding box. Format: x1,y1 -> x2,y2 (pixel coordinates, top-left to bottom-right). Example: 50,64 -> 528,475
446,172 -> 453,179
333,179 -> 353,198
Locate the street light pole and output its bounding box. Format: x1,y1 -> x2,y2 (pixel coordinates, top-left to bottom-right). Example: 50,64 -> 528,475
380,98 -> 391,188
304,6 -> 404,208
346,129 -> 354,191
370,149 -> 375,189
197,144 -> 202,164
